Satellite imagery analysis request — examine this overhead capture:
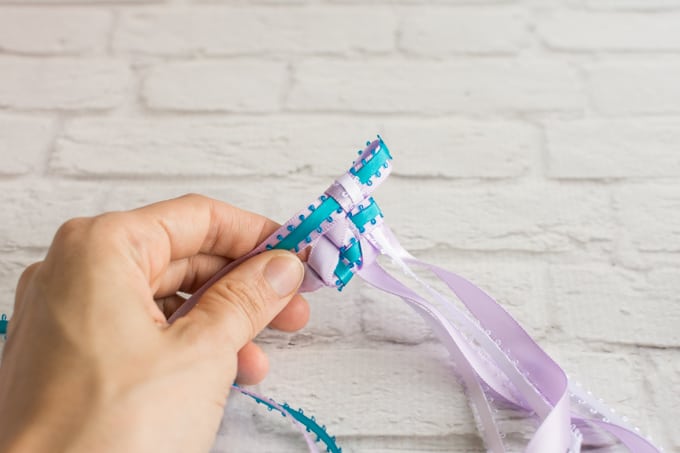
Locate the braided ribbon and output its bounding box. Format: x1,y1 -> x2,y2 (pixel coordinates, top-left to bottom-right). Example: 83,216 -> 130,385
170,137 -> 662,453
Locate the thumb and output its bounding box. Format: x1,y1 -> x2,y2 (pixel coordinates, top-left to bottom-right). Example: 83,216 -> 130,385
178,250 -> 304,351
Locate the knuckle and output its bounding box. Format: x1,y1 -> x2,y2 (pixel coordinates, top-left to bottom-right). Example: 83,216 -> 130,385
179,193 -> 207,204
19,261 -> 41,280
54,217 -> 91,245
87,212 -> 137,253
18,261 -> 41,286
51,212 -> 133,265
89,211 -> 126,236
15,261 -> 42,303
55,212 -> 128,247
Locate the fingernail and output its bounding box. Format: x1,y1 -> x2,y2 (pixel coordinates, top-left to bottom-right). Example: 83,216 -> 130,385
264,253 -> 304,297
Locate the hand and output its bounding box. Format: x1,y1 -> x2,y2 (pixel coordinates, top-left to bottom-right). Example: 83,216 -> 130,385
0,194 -> 308,453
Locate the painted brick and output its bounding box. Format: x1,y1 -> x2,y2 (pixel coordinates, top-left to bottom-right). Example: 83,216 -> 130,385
99,179 -> 319,225
647,350 -> 680,449
258,343 -> 475,437
377,180 -> 613,252
143,61 -> 286,112
339,438 -> 484,453
333,0 -> 515,3
0,9 -> 111,55
259,283 -> 365,343
0,181 -> 107,251
615,185 -> 680,253
0,115 -> 53,176
115,7 -> 395,56
548,264 -> 680,347
0,0 -> 161,3
197,0 -> 305,4
544,345 -> 654,429
399,8 -> 528,55
546,119 -> 680,178
589,62 -> 680,115
538,12 -> 680,51
288,60 -> 584,113
52,117 -> 535,179
0,58 -> 129,110
584,0 -> 680,10
382,119 -> 536,178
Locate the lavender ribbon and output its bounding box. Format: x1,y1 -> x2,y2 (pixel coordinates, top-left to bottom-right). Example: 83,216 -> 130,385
172,138 -> 662,453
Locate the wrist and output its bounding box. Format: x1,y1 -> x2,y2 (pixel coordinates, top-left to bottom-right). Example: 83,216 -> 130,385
0,365 -> 109,453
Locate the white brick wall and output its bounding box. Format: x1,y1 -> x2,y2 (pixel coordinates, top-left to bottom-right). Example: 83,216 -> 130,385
0,1 -> 678,452
0,58 -> 130,109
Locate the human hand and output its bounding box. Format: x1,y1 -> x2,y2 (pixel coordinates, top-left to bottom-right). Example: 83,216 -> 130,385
0,194 -> 308,453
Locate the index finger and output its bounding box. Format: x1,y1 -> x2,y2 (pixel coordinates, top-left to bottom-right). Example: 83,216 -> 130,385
125,193 -> 279,281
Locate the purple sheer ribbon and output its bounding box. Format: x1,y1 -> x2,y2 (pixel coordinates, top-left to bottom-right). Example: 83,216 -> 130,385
172,139 -> 662,453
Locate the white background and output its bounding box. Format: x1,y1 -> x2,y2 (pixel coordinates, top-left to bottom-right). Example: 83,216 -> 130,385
0,0 -> 678,451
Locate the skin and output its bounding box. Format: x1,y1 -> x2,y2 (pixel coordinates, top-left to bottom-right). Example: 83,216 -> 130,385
0,194 -> 310,453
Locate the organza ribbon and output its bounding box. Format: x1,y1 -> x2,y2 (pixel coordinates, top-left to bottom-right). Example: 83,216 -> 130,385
169,137 -> 663,452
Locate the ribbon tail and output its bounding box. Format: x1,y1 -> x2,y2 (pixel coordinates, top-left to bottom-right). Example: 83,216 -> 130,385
525,391 -> 573,453
357,259 -> 507,452
364,227 -> 577,452
373,227 -> 663,453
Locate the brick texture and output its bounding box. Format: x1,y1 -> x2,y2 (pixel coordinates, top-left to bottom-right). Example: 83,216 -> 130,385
546,119 -> 680,178
0,2 -> 678,452
584,0 -> 680,10
143,61 -> 287,112
0,58 -> 129,110
0,115 -> 53,175
615,186 -> 680,253
115,8 -> 396,56
259,344 -> 474,437
0,9 -> 111,55
288,60 -> 584,113
548,264 -> 680,347
589,62 -> 680,115
538,12 -> 680,51
399,8 -> 528,55
52,117 -> 535,178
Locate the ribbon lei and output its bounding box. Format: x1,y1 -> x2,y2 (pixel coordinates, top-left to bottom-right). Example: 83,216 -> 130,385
170,137 -> 663,453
